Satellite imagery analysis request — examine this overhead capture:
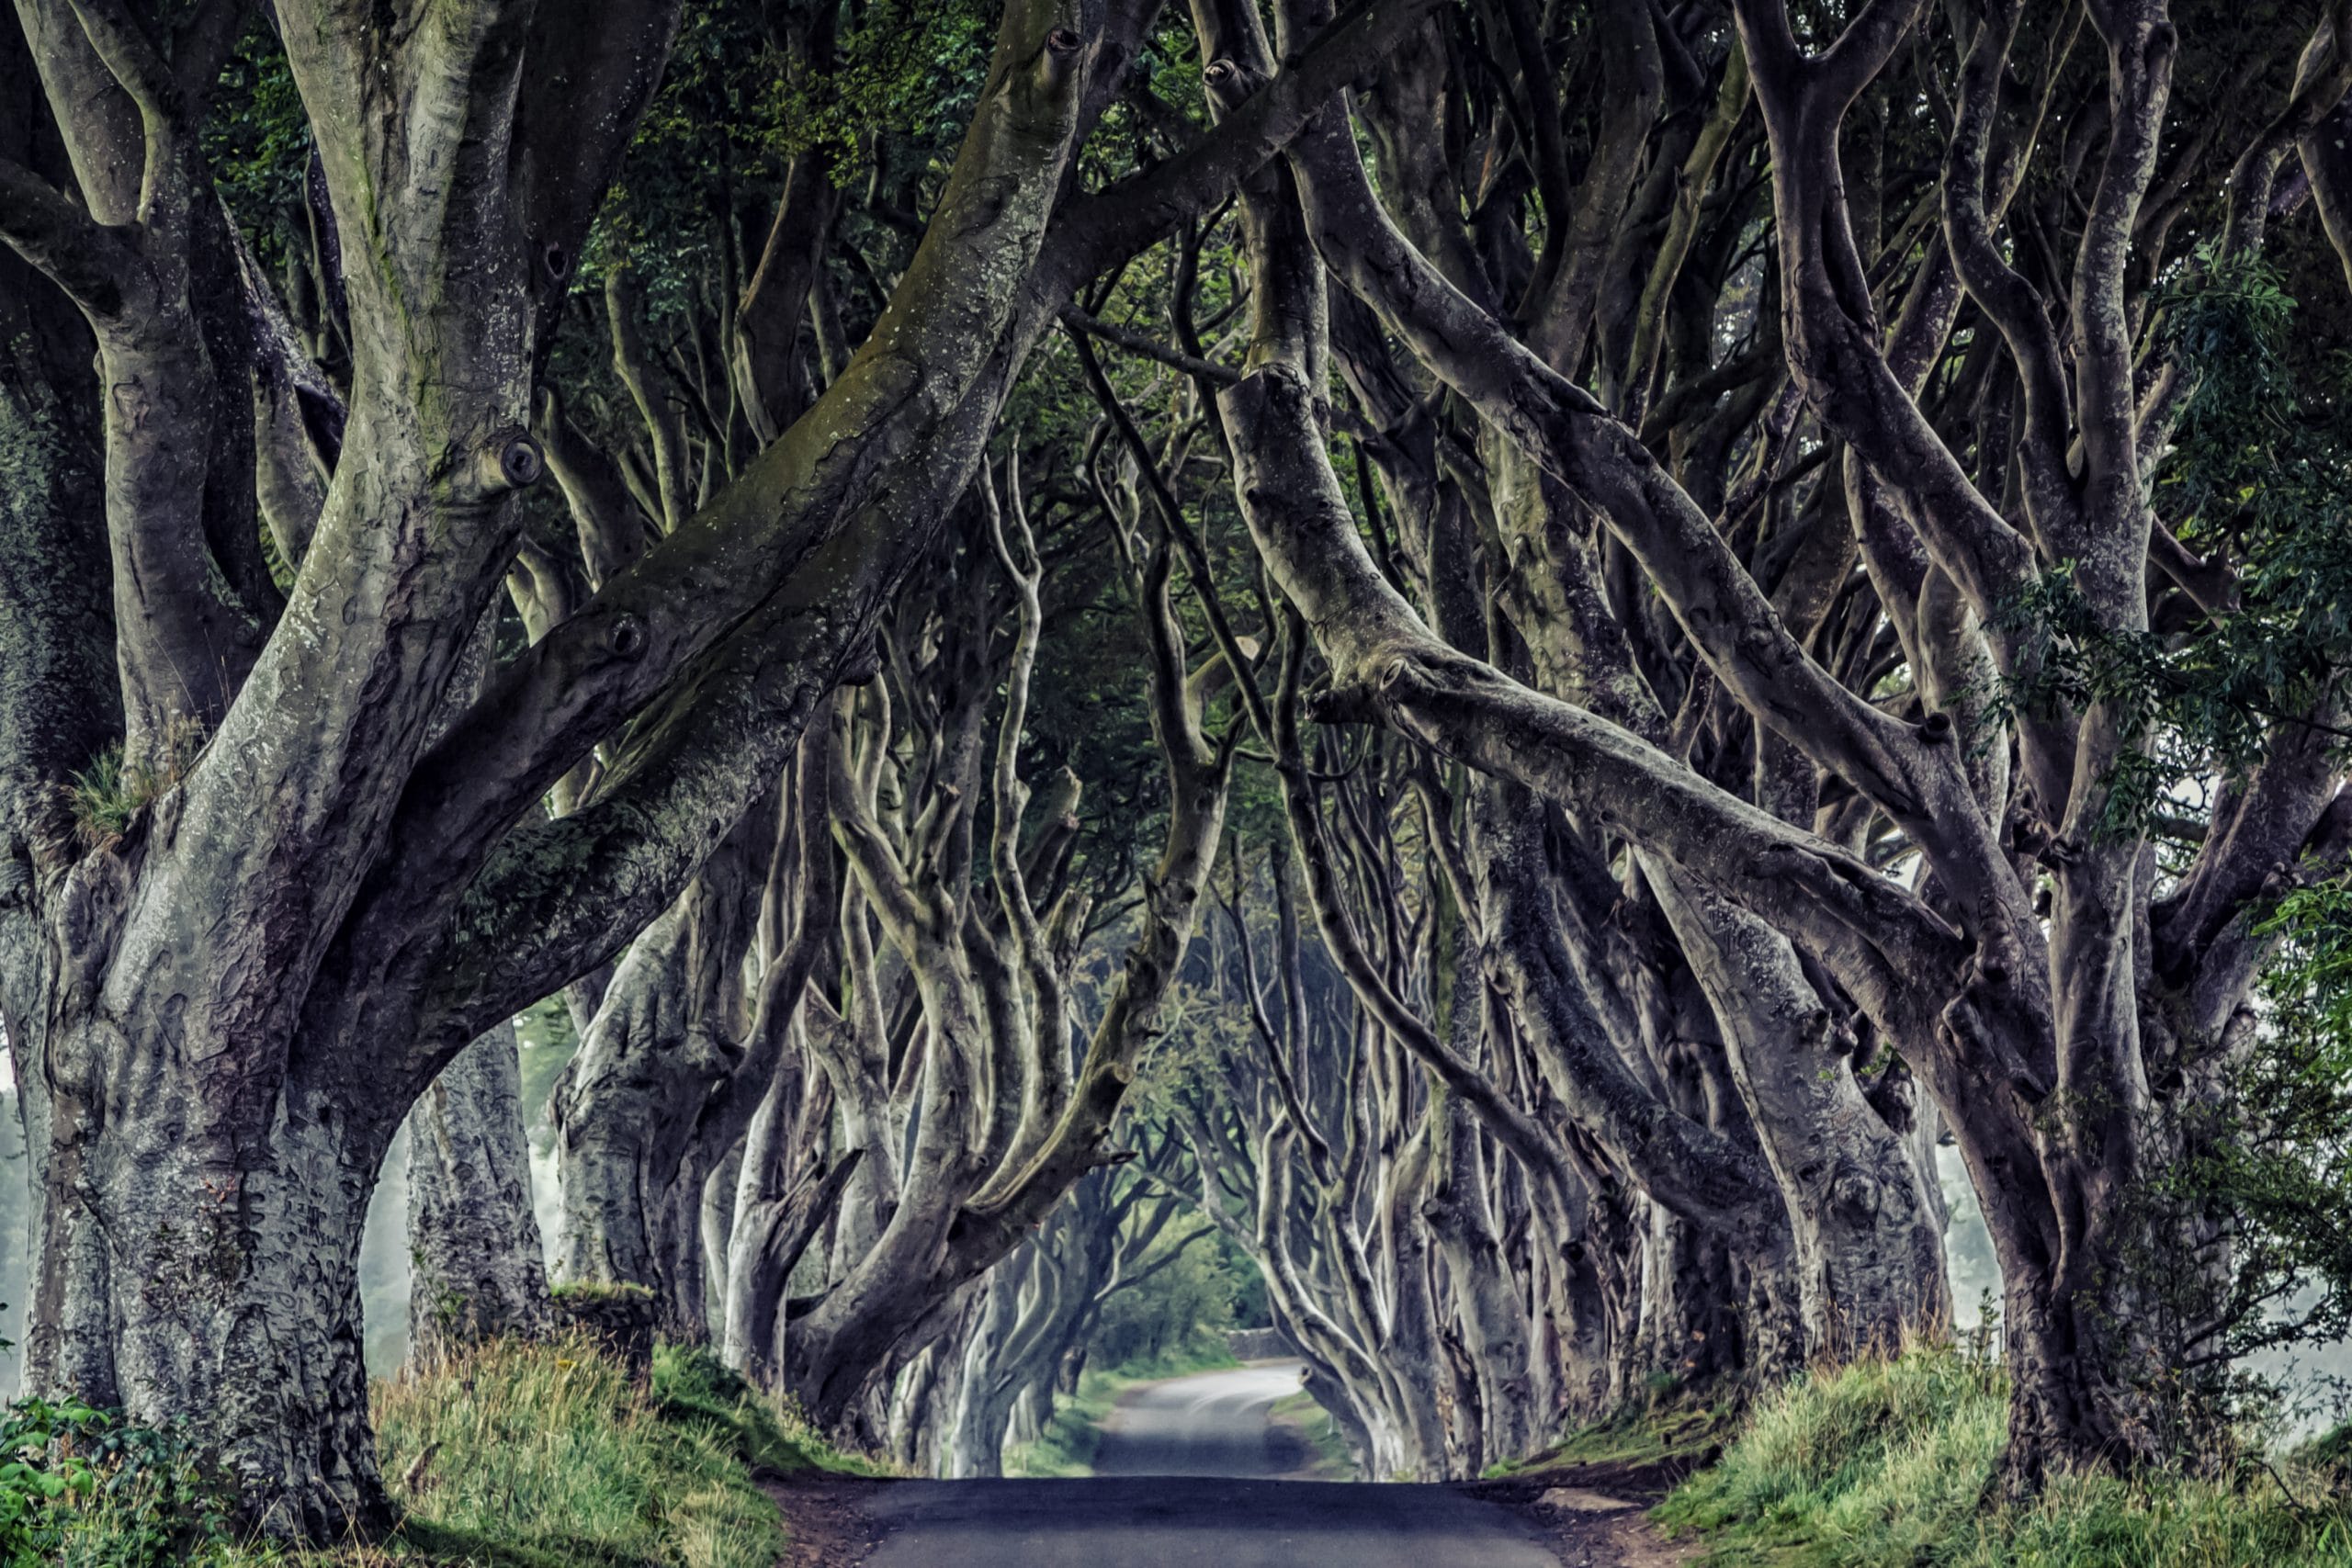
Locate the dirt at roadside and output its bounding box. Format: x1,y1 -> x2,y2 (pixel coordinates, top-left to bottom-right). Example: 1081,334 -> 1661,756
1465,1455 -> 1708,1568
763,1471 -> 888,1567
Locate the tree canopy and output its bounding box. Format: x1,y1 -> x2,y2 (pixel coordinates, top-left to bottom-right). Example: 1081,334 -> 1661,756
7,0 -> 2352,1540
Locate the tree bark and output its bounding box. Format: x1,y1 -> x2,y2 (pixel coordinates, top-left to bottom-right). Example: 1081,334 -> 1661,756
550,818 -> 765,1335
27,1028 -> 402,1539
406,1021 -> 550,1366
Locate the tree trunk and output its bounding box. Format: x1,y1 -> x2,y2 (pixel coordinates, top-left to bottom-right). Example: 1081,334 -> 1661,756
1997,1231 -> 2169,1490
1374,1129 -> 1456,1475
26,1017 -> 401,1539
1650,868 -> 1951,1358
945,1256 -> 1026,1478
721,1066 -> 859,1393
1425,1097 -> 1537,1465
406,1021 -> 550,1366
551,825 -> 763,1336
1624,1210 -> 1743,1396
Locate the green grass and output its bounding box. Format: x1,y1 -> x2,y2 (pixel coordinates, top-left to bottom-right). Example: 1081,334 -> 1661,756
64,722 -> 203,852
303,1335 -> 815,1566
1268,1389 -> 1357,1479
1486,1386 -> 1735,1481
644,1342 -> 885,1482
24,1334 -> 867,1567
1656,1343 -> 2352,1567
1005,1373 -> 1125,1478
1003,1336 -> 1241,1478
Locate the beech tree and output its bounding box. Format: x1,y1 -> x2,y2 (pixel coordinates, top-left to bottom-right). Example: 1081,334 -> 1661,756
0,0 -> 1437,1535
982,0 -> 2352,1495
1198,0 -> 2352,1493
11,0 -> 2352,1534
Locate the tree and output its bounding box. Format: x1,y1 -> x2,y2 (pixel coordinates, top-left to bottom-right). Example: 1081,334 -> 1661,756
1210,0 -> 2352,1492
14,0 -> 2352,1529
0,0 -> 1442,1535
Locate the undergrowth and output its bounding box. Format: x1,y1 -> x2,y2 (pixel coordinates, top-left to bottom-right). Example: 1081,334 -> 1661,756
1487,1380 -> 1734,1481
1657,1342 -> 2352,1566
0,1394 -> 234,1566
3,1333 -> 863,1567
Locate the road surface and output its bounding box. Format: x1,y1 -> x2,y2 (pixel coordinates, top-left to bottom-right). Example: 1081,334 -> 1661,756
1091,1360 -> 1317,1477
858,1363 -> 1566,1567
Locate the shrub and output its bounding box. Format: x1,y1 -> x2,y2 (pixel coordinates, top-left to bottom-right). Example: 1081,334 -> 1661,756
0,1395 -> 234,1567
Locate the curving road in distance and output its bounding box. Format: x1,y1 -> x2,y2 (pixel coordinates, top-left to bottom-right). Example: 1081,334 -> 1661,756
1090,1360 -> 1319,1478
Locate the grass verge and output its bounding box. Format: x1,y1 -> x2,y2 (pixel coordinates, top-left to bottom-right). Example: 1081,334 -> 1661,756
1656,1343 -> 2352,1566
8,1333 -> 866,1567
1268,1389 -> 1358,1479
1487,1387 -> 1734,1483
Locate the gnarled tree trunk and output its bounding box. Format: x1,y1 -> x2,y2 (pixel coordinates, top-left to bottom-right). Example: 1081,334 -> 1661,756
407,1022 -> 551,1366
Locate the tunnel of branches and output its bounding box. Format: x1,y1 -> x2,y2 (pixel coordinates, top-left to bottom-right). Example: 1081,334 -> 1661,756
7,0 -> 2352,1536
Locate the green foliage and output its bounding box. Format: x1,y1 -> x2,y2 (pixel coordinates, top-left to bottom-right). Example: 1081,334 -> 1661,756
0,1396 -> 234,1568
1086,1230 -> 1246,1371
202,26 -> 311,267
1989,249 -> 2352,840
1657,1343 -> 2352,1566
2216,881 -> 2352,1343
1987,561 -> 2177,837
596,0 -> 990,316
762,0 -> 993,183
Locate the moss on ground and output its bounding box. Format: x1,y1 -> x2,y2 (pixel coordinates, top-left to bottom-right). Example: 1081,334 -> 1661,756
1487,1395 -> 1735,1483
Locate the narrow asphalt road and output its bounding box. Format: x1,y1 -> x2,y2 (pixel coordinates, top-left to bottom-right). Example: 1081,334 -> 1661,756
858,1364 -> 1566,1567
1091,1360 -> 1315,1477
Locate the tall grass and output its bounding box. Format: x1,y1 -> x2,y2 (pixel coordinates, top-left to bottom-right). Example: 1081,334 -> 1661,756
20,1334 -> 851,1566
353,1335 -> 790,1567
1658,1342 -> 2352,1566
